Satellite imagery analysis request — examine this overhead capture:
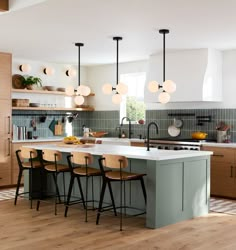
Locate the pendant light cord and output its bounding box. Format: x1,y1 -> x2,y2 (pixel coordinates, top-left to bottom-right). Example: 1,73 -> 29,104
163,32 -> 165,82
113,37 -> 122,91
75,43 -> 84,87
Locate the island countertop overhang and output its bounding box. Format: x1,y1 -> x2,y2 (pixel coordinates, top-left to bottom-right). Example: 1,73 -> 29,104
22,143 -> 212,161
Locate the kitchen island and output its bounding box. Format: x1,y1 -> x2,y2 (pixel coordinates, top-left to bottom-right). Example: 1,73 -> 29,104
23,143 -> 212,229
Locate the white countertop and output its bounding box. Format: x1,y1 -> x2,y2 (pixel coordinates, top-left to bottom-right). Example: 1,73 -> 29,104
201,141 -> 236,148
23,143 -> 212,161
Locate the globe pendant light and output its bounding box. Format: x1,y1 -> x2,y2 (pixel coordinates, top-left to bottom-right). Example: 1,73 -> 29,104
65,43 -> 91,105
102,36 -> 128,104
148,29 -> 176,104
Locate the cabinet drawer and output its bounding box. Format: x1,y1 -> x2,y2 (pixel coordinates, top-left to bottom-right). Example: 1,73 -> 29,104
131,142 -> 145,147
202,146 -> 235,163
0,170 -> 11,186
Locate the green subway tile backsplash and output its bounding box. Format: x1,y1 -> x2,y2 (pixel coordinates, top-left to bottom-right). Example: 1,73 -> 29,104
12,109 -> 236,142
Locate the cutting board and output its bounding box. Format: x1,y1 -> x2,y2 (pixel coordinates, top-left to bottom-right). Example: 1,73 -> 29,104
54,121 -> 63,135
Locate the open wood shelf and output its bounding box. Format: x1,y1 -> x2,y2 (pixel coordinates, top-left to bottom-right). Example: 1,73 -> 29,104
12,107 -> 94,111
12,89 -> 95,96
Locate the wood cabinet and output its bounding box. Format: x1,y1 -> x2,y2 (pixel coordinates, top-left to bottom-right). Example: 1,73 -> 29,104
202,146 -> 236,198
131,141 -> 146,147
0,52 -> 12,187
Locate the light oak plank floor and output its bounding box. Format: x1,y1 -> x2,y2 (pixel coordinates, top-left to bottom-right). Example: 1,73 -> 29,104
0,199 -> 236,250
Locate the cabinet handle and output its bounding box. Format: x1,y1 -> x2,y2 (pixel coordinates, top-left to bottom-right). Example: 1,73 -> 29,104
7,138 -> 10,156
230,166 -> 233,177
7,116 -> 10,135
213,154 -> 224,157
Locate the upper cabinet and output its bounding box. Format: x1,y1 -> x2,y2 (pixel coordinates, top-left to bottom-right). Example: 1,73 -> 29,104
144,49 -> 222,103
0,52 -> 12,100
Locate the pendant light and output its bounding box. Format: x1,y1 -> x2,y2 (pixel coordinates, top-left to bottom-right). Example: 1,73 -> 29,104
148,29 -> 176,104
65,43 -> 91,105
102,36 -> 128,104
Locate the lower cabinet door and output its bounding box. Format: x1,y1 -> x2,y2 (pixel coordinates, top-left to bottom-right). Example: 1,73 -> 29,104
211,162 -> 236,198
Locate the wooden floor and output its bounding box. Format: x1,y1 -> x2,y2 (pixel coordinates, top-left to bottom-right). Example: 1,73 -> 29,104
0,199 -> 236,250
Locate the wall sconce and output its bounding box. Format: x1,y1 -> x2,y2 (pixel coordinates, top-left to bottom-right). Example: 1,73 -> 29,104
66,68 -> 77,77
148,29 -> 176,104
43,67 -> 55,76
102,36 -> 128,104
19,64 -> 31,73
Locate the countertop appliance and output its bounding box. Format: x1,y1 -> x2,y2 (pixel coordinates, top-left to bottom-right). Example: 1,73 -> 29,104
146,137 -> 216,151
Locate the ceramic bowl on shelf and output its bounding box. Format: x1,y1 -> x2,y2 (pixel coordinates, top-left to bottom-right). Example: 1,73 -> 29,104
57,87 -> 65,92
29,103 -> 40,107
44,86 -> 56,91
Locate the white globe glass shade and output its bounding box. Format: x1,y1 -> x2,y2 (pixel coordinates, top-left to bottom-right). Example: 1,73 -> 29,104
67,68 -> 77,77
158,91 -> 170,104
148,81 -> 159,93
112,93 -> 122,104
102,83 -> 113,95
163,80 -> 176,93
80,85 -> 91,96
65,85 -> 75,96
76,85 -> 84,95
44,67 -> 55,76
20,64 -> 31,73
116,82 -> 128,95
74,95 -> 85,105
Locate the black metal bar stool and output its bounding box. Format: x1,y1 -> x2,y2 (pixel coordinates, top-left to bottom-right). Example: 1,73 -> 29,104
65,151 -> 102,222
36,149 -> 70,215
15,147 -> 44,208
96,154 -> 147,231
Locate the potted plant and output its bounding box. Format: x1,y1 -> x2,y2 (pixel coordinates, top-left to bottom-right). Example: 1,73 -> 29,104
22,75 -> 42,90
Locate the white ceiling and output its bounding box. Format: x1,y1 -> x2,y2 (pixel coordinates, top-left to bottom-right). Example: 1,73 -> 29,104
1,0 -> 236,66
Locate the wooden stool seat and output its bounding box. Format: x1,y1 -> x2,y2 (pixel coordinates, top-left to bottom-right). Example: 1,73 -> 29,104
105,171 -> 146,181
73,167 -> 101,176
45,164 -> 69,172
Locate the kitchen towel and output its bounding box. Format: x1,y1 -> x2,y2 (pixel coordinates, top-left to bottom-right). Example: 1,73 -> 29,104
49,118 -> 57,134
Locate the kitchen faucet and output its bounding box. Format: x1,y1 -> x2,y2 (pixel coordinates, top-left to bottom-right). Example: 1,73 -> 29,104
120,117 -> 132,139
147,121 -> 159,151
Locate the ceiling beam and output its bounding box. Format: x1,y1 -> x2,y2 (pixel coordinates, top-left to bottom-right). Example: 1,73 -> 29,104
0,0 -> 9,12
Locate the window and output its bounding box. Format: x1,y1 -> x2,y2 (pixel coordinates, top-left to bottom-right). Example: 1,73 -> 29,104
120,72 -> 146,123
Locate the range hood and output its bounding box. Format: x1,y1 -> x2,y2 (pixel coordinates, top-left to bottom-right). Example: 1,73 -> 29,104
144,48 -> 222,103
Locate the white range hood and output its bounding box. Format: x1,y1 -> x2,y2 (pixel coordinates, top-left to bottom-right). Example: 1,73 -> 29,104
144,48 -> 222,103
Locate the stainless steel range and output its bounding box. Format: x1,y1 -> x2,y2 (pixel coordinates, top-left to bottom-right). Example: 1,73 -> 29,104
147,138 -> 208,151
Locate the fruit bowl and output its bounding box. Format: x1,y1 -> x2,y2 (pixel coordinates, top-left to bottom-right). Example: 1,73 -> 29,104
63,136 -> 78,144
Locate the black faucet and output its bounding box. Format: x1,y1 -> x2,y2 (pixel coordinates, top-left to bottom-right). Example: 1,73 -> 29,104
147,122 -> 159,151
120,117 -> 132,139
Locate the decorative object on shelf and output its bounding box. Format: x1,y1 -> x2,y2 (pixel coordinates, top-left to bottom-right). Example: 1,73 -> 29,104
65,68 -> 76,77
148,29 -> 176,104
89,131 -> 108,138
12,74 -> 25,89
102,37 -> 128,104
12,98 -> 29,107
43,67 -> 55,76
65,43 -> 91,105
22,75 -> 42,90
57,87 -> 66,92
43,85 -> 57,91
19,64 -> 31,73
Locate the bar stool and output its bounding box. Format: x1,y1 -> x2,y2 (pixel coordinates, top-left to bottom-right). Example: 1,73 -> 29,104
65,151 -> 102,222
15,147 -> 44,208
96,154 -> 147,231
36,149 -> 70,215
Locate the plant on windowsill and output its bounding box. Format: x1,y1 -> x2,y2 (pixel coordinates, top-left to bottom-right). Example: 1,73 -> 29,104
22,75 -> 42,90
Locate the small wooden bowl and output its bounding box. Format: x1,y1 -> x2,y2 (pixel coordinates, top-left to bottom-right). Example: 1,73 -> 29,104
89,131 -> 108,138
